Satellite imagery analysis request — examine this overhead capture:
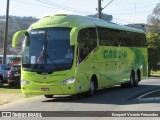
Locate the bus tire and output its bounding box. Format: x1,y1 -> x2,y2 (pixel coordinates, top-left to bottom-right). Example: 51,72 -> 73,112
137,70 -> 141,81
87,76 -> 97,97
134,79 -> 139,87
44,95 -> 54,98
121,83 -> 128,88
87,80 -> 95,97
129,71 -> 135,88
134,70 -> 141,87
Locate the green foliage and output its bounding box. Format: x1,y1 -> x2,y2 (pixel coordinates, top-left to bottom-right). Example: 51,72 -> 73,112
147,32 -> 160,73
147,3 -> 160,73
0,16 -> 39,54
147,3 -> 160,33
147,32 -> 160,49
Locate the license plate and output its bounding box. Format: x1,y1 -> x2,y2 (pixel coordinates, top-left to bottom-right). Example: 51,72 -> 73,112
41,88 -> 49,91
14,74 -> 20,76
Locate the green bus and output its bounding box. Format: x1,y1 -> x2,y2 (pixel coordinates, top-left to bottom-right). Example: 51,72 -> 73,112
12,14 -> 148,98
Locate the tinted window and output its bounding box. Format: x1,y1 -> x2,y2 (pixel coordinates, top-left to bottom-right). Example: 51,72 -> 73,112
11,66 -> 21,71
78,28 -> 97,62
22,28 -> 74,72
98,27 -> 146,47
1,64 -> 10,70
98,27 -> 120,46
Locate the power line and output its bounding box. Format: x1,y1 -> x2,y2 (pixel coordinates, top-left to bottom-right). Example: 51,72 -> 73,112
12,0 -> 157,26
13,0 -> 95,15
97,0 -> 114,19
36,0 -> 94,15
102,0 -> 114,11
109,10 -> 153,16
106,1 -> 158,24
110,5 -> 154,14
103,1 -> 157,16
112,17 -> 133,24
113,0 -> 156,11
12,0 -> 56,9
112,17 -> 146,25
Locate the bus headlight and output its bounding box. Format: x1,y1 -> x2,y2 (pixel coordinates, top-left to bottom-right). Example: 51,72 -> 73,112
60,77 -> 75,85
21,79 -> 30,85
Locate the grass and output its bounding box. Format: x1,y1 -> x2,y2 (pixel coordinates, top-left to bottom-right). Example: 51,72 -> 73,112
0,84 -> 38,105
0,84 -> 22,94
0,84 -> 23,105
151,70 -> 160,76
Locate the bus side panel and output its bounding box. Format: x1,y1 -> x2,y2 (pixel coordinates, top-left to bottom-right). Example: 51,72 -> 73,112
119,47 -> 148,83
76,46 -> 148,92
129,47 -> 148,78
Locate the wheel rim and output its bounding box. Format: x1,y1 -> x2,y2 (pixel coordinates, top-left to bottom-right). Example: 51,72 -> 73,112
135,76 -> 139,83
137,73 -> 140,81
134,74 -> 139,86
89,81 -> 95,95
130,74 -> 134,86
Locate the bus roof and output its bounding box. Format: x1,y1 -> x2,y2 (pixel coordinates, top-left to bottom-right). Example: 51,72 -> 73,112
30,14 -> 144,34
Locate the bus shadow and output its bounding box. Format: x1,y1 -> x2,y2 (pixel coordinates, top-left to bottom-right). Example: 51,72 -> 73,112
42,84 -> 160,105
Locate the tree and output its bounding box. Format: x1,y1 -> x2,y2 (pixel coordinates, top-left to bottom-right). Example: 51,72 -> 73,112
0,16 -> 38,55
147,3 -> 160,33
147,32 -> 160,75
146,3 -> 160,75
147,32 -> 160,49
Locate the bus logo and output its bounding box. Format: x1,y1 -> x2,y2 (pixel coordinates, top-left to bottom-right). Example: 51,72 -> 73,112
103,50 -> 127,59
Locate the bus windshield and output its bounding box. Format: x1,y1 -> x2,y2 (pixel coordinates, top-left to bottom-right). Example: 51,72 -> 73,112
22,28 -> 74,73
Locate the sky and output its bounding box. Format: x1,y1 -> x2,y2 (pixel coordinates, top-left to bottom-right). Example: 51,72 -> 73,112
0,0 -> 159,25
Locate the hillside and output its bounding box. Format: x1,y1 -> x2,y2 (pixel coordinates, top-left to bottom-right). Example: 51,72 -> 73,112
0,16 -> 39,54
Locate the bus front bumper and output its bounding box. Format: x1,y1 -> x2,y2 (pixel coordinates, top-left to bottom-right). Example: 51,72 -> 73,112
21,83 -> 77,95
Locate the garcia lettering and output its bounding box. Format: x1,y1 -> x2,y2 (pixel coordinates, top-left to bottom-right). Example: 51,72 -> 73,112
103,50 -> 127,59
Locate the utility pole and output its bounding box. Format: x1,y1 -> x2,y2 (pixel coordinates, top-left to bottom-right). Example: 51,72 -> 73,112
97,0 -> 102,19
3,0 -> 10,64
97,0 -> 114,19
135,3 -> 136,13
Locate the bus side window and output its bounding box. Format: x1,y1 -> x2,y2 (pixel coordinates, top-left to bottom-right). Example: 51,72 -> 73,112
98,27 -> 120,46
78,28 -> 97,63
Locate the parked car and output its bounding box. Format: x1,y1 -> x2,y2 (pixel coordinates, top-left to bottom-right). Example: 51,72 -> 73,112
7,64 -> 21,86
0,64 -> 11,87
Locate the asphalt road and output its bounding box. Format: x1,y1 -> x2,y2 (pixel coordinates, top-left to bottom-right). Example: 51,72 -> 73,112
0,77 -> 160,120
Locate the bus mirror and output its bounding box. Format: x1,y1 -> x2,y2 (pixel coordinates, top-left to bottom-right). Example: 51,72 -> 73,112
12,30 -> 27,48
70,27 -> 78,45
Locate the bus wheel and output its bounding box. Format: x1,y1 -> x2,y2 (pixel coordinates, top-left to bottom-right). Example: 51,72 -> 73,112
134,71 -> 141,87
129,71 -> 135,88
87,80 -> 96,97
44,95 -> 54,98
134,78 -> 139,87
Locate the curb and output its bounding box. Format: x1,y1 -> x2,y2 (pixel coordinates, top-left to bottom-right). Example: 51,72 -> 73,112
137,89 -> 160,101
122,87 -> 160,102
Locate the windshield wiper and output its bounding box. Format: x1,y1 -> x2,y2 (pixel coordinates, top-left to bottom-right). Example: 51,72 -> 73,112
46,54 -> 62,70
37,44 -> 62,70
